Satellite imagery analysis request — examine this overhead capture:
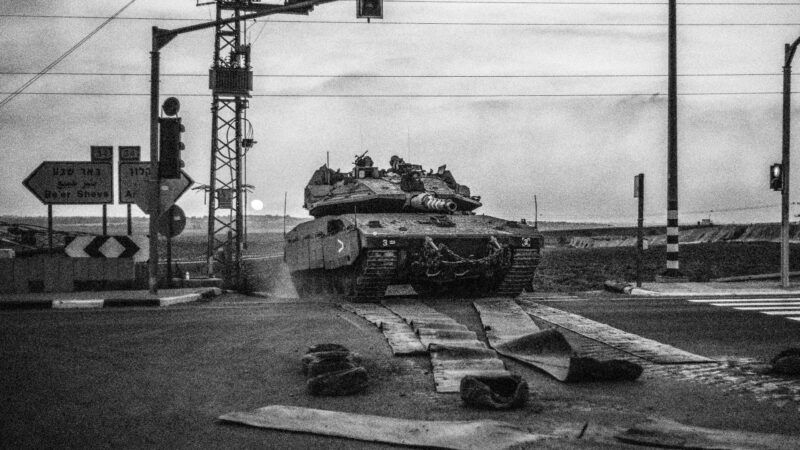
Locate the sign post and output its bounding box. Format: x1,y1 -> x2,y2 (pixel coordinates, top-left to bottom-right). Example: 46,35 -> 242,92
119,146 -> 141,236
91,146 -> 113,235
634,174 -> 645,288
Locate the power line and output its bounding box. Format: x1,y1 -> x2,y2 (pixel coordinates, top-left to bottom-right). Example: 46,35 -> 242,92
386,0 -> 800,3
0,71 -> 792,78
0,0 -> 139,111
1,14 -> 798,26
1,91 -> 794,97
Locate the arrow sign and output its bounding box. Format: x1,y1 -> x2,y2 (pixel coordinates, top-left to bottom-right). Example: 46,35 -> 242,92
65,236 -> 149,263
122,163 -> 193,215
24,161 -> 113,205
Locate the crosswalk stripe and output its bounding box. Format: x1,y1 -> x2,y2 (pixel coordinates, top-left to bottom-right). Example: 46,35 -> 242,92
689,298 -> 800,303
713,302 -> 800,307
687,297 -> 800,322
761,310 -> 800,315
734,306 -> 800,310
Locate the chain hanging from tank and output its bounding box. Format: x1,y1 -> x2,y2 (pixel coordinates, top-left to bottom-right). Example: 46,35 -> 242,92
206,1 -> 254,288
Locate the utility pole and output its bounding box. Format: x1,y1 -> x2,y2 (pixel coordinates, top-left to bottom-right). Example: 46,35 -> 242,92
664,0 -> 682,279
780,35 -> 800,288
146,0 -> 337,293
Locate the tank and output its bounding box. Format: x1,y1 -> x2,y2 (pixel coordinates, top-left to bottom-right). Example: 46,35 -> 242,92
284,153 -> 544,301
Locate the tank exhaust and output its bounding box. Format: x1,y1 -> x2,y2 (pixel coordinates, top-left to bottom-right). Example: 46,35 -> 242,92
410,193 -> 457,213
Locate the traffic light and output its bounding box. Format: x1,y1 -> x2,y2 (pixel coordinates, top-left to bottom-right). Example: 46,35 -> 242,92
770,163 -> 783,191
357,0 -> 382,19
159,97 -> 185,179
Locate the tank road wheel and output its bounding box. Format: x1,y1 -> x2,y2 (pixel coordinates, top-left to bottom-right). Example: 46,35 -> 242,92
494,249 -> 542,297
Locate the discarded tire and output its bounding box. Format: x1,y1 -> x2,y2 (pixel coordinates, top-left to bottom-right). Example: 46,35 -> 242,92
301,351 -> 361,376
303,343 -> 368,396
460,375 -> 529,410
307,367 -> 369,396
771,348 -> 800,376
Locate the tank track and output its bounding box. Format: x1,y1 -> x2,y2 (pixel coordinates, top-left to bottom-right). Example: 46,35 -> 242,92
494,249 -> 541,297
352,250 -> 398,302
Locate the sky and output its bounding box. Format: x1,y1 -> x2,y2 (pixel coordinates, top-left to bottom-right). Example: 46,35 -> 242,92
1,0 -> 799,225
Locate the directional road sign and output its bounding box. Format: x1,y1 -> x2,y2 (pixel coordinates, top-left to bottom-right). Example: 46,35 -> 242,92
23,161 -> 113,205
119,162 -> 151,204
65,235 -> 149,263
120,162 -> 193,214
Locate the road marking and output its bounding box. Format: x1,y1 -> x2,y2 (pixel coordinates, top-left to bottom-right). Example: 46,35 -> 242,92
734,305 -> 800,310
761,310 -> 800,315
689,297 -> 800,322
689,298 -> 800,303
714,302 -> 800,307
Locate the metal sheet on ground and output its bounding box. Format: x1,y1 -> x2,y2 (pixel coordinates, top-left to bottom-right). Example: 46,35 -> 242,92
339,303 -> 426,356
474,299 -> 573,381
219,405 -> 551,450
383,299 -> 510,393
517,300 -> 714,364
616,418 -> 800,449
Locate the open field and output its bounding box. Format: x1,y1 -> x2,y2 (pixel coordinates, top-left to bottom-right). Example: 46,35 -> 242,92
533,242 -> 800,292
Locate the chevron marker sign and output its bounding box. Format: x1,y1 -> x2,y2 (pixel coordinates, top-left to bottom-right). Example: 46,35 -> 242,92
65,236 -> 149,262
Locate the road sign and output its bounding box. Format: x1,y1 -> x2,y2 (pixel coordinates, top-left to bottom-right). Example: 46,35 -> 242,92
65,235 -> 148,262
121,162 -> 193,214
119,162 -> 151,204
90,146 -> 113,162
23,161 -> 113,205
119,146 -> 141,162
158,205 -> 186,238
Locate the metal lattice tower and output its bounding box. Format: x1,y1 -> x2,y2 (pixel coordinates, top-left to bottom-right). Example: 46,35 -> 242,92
206,1 -> 253,285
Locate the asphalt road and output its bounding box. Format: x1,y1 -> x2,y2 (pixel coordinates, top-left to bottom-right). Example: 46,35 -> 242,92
2,293 -> 800,449
539,295 -> 800,361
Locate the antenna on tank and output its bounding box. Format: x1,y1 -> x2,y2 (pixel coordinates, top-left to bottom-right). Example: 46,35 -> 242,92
534,195 -> 539,229
326,151 -> 330,184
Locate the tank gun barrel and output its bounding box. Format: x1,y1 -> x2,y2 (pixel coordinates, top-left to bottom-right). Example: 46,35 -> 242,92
409,193 -> 457,213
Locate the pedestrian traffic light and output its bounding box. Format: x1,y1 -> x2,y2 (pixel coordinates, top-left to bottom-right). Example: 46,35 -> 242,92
357,0 -> 382,19
159,97 -> 185,179
770,163 -> 783,191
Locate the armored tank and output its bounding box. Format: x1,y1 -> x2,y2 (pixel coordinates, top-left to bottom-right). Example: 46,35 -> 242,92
284,153 -> 544,301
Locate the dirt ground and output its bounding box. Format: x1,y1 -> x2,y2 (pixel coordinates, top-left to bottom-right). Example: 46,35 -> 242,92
2,294 -> 799,449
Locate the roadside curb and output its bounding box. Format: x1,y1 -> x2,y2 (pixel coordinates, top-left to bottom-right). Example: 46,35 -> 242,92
0,288 -> 222,311
603,280 -> 800,298
603,280 -> 662,296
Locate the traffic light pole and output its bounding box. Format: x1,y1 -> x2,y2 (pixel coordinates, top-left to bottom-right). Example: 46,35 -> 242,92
780,36 -> 800,288
146,0 -> 337,293
148,38 -> 161,294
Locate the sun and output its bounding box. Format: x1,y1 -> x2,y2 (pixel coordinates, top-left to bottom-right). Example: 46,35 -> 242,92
251,199 -> 264,211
